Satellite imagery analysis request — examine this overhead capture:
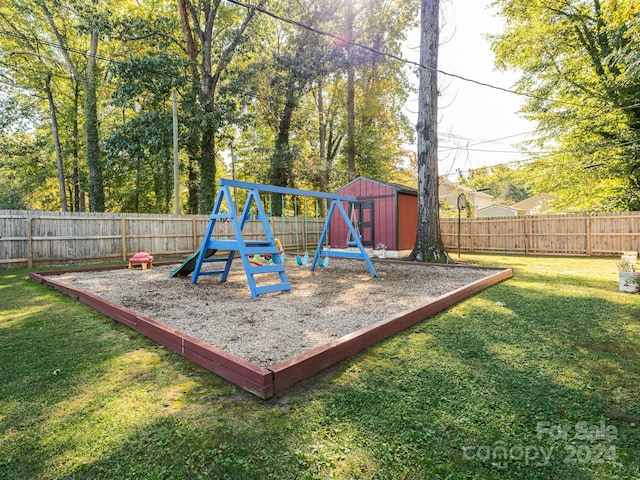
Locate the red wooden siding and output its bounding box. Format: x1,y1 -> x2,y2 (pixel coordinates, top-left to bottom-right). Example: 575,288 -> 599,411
329,178 -> 398,249
397,193 -> 418,250
370,187 -> 397,251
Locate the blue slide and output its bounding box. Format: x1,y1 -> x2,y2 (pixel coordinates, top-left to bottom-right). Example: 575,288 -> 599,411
169,248 -> 217,277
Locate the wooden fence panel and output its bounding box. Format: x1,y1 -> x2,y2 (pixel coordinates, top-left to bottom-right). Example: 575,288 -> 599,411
474,217 -> 526,253
31,213 -> 123,263
0,210 -> 327,268
590,212 -> 640,255
0,211 -> 29,265
124,215 -> 197,259
441,211 -> 640,257
2,210 -> 639,268
526,215 -> 588,255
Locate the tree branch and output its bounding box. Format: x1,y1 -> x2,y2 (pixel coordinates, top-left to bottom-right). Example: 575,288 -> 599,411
8,50 -> 68,70
210,0 -> 266,87
39,2 -> 80,80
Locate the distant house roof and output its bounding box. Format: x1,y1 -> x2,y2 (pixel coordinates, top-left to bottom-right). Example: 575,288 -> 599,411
438,177 -> 494,211
512,193 -> 560,215
476,204 -> 525,218
338,176 -> 418,196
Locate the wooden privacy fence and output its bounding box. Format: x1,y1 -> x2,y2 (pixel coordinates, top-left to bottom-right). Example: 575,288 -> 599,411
3,210 -> 640,268
0,210 -> 325,268
441,212 -> 640,256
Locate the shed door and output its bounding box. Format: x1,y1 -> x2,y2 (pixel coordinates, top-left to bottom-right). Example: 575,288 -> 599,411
350,201 -> 374,247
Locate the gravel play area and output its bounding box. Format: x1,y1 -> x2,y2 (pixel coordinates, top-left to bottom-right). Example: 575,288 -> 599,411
52,259 -> 497,368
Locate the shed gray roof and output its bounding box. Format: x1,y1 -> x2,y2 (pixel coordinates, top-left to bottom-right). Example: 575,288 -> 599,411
338,176 -> 418,196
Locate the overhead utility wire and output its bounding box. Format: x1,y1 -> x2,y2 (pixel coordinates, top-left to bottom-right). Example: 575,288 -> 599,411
442,131 -> 538,146
437,135 -> 640,157
223,0 -> 610,111
440,136 -> 640,179
225,0 -> 533,97
2,6 -> 636,150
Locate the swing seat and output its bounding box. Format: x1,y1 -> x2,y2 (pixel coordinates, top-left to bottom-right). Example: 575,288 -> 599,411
273,252 -> 284,264
296,254 -> 309,266
347,242 -> 358,248
316,257 -> 330,268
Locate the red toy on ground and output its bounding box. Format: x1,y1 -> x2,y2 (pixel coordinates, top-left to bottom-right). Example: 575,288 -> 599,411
128,252 -> 154,270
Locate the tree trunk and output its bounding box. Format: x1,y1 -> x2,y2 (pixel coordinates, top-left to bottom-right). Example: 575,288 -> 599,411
134,155 -> 141,213
44,76 -> 68,212
347,65 -> 356,181
72,82 -> 81,212
85,31 -> 105,212
269,83 -> 298,216
197,50 -> 217,214
410,0 -> 446,263
198,119 -> 217,214
317,78 -> 329,218
177,0 -> 264,215
318,78 -> 327,189
346,2 -> 356,181
186,152 -> 199,214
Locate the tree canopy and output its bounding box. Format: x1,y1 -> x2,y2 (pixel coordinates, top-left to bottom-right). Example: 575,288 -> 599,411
491,0 -> 640,212
0,0 -> 417,213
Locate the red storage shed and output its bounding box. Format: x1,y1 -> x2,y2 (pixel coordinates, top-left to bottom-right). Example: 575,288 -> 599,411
329,177 -> 418,253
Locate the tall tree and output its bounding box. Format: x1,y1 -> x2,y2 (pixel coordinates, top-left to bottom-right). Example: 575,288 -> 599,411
1,1 -> 71,211
410,0 -> 446,262
102,6 -> 196,214
492,0 -> 640,211
336,0 -> 417,183
40,0 -> 106,211
345,0 -> 359,181
176,0 -> 265,214
44,75 -> 68,211
266,1 -> 340,214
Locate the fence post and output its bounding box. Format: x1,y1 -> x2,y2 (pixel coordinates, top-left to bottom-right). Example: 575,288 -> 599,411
192,217 -> 198,251
470,219 -> 475,252
524,217 -> 531,255
121,216 -> 127,261
26,215 -> 33,268
586,215 -> 592,256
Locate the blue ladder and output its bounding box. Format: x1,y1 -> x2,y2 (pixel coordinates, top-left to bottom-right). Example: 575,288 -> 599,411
190,185 -> 291,299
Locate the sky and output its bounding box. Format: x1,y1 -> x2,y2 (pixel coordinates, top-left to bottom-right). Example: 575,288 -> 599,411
403,0 -> 536,180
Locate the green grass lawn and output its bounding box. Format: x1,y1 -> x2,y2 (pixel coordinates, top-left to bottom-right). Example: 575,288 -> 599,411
1,254 -> 639,479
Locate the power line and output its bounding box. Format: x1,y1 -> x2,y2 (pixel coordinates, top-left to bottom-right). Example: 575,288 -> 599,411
223,0 -> 624,112
225,0 -> 535,98
439,136 -> 640,179
2,4 -> 639,157
441,130 -> 538,146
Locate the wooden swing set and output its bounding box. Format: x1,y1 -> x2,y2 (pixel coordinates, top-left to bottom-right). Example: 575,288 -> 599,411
189,179 -> 377,299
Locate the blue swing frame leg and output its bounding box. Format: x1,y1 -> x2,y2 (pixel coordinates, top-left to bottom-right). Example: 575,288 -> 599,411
189,179 -> 375,298
189,185 -> 291,299
310,199 -> 377,277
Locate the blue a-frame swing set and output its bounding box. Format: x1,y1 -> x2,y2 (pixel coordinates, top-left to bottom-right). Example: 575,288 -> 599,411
188,179 -> 377,299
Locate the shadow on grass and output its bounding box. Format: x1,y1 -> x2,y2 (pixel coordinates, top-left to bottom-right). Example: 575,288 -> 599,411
307,281 -> 640,479
0,270 -> 235,479
50,409 -> 311,480
3,260 -> 639,479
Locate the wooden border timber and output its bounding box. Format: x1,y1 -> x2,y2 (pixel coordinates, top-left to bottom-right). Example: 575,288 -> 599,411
29,268 -> 274,398
30,262 -> 513,399
270,264 -> 513,394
